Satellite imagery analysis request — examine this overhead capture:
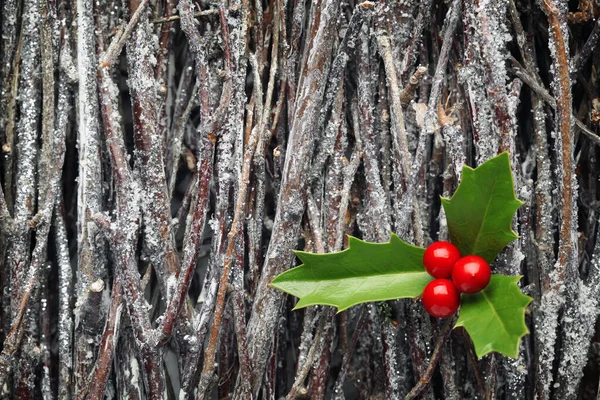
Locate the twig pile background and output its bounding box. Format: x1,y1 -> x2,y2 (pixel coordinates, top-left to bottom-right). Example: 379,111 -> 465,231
0,0 -> 600,398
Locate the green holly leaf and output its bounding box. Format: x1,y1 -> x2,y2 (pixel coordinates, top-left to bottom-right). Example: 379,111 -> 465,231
441,152 -> 524,264
455,274 -> 532,359
270,234 -> 432,311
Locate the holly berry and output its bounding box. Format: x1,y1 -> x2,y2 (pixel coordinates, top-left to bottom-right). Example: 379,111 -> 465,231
421,279 -> 460,318
423,241 -> 462,279
452,255 -> 491,293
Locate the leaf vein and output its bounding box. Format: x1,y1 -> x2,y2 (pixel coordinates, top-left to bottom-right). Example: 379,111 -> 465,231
470,176 -> 499,256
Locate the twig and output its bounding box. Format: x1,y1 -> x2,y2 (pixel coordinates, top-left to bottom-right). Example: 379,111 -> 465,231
308,101 -> 349,397
542,0 -> 575,278
126,0 -> 181,297
412,0 -> 460,220
40,264 -> 52,400
568,0 -> 594,23
306,195 -> 325,254
178,8 -> 238,394
548,1 -> 597,387
285,317 -> 326,400
533,17 -> 583,394
154,0 -> 177,82
175,172 -> 198,232
153,8 -> 219,24
404,317 -> 455,400
231,231 -> 252,398
75,0 -> 107,392
178,139 -> 219,398
379,313 -> 401,399
332,306 -> 366,399
0,6 -> 23,216
169,12 -> 235,388
308,310 -> 336,399
155,0 -> 179,185
82,283 -> 123,400
510,58 -> 600,146
253,0 -> 280,164
398,0 -> 432,83
400,66 -> 428,107
9,0 -> 42,391
55,199 -> 74,400
284,0 -> 306,126
157,133 -> 215,342
376,30 -> 424,246
98,32 -> 166,397
115,328 -> 145,398
0,0 -> 19,170
0,188 -> 14,235
357,21 -> 391,241
168,79 -> 199,198
439,330 -> 459,398
571,16 -> 600,76
99,0 -> 150,70
0,213 -> 56,391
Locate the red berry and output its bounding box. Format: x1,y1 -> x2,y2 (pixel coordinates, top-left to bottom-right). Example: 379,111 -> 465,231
421,279 -> 460,318
452,255 -> 491,293
423,241 -> 462,278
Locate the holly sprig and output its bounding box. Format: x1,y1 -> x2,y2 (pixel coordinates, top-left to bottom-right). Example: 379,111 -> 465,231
271,152 -> 532,359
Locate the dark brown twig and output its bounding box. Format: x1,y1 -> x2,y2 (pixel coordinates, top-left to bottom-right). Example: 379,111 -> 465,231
400,66 -> 428,107
99,0 -> 150,70
542,0 -> 576,275
510,59 -> 600,146
285,317 -> 326,400
376,30 -> 424,246
571,16 -> 600,76
404,317 -> 455,400
81,283 -> 123,400
153,8 -> 220,24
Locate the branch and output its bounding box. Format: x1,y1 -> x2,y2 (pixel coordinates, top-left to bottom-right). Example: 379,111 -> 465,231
153,8 -> 219,24
357,21 -> 391,241
570,16 -> 600,76
0,8 -> 23,216
375,29 -> 424,245
285,317 -> 326,400
0,216 -> 56,390
80,283 -> 123,400
542,0 -> 575,275
98,0 -> 150,70
55,200 -> 74,400
400,66 -> 428,107
509,58 -> 600,146
231,231 -> 252,398
0,187 -> 14,235
332,306 -> 366,399
74,0 -> 107,391
404,317 -> 455,400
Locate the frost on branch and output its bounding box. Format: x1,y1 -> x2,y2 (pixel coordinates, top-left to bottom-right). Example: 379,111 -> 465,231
1,0 -> 600,398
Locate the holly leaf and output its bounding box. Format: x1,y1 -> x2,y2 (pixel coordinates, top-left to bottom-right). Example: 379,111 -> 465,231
455,274 -> 532,359
441,152 -> 524,264
270,234 -> 432,311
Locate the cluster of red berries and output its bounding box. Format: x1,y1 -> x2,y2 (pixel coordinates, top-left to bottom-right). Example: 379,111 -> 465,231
421,241 -> 491,318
